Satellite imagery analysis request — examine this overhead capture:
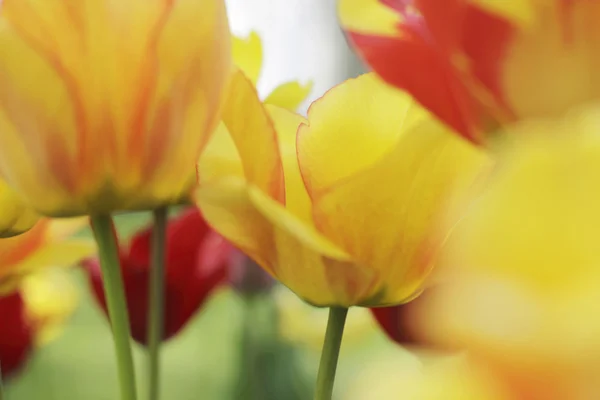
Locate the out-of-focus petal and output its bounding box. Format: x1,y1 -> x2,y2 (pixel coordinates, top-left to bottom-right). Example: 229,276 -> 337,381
338,0 -> 403,36
264,81 -> 313,111
20,267 -> 78,346
0,291 -> 33,379
232,32 -> 263,84
338,0 -> 485,140
419,106 -> 600,380
0,180 -> 39,238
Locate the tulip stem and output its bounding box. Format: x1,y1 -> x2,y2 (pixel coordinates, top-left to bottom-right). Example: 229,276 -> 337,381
147,207 -> 167,400
314,307 -> 348,400
91,215 -> 138,400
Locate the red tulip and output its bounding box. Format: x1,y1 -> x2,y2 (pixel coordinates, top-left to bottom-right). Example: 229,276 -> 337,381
85,208 -> 232,344
371,288 -> 453,350
0,291 -> 33,379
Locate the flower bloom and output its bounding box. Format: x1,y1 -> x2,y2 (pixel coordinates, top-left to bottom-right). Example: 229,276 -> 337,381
196,71 -> 488,307
410,107 -> 600,399
1,268 -> 78,379
85,209 -> 231,344
338,0 -> 600,144
0,218 -> 94,293
0,180 -> 38,238
0,0 -> 231,217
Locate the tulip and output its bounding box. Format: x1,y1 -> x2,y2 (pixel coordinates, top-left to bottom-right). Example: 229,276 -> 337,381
0,218 -> 94,293
0,180 -> 38,238
85,208 -> 231,344
196,70 -> 488,308
370,289 -> 441,348
0,0 -> 231,217
413,106 -> 600,399
1,268 -> 77,380
338,0 -> 600,144
233,32 -> 313,110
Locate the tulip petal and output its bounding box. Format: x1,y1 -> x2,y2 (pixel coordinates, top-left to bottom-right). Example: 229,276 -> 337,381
299,77 -> 488,304
298,74 -> 417,196
0,180 -> 39,238
232,32 -> 263,84
337,0 -> 403,36
0,238 -> 95,294
219,69 -> 285,201
20,267 -> 78,346
247,186 -> 378,306
264,81 -> 314,111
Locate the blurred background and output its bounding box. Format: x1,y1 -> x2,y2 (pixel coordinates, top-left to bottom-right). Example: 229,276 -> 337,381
3,3 -> 417,398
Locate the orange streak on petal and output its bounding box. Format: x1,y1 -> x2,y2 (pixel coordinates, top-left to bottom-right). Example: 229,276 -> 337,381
6,6 -> 89,185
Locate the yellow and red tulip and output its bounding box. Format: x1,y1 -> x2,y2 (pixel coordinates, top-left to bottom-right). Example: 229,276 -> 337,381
0,0 -> 231,217
339,0 -> 600,144
196,71 -> 488,307
0,217 -> 94,293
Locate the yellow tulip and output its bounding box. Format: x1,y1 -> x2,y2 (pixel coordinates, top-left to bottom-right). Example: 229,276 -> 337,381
0,179 -> 38,238
232,32 -> 313,111
0,217 -> 95,293
0,0 -> 231,217
416,105 -> 600,399
197,71 -> 488,307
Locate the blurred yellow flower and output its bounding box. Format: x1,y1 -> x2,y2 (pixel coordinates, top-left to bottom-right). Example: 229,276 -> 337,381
274,286 -> 376,350
0,0 -> 231,217
0,217 -> 95,293
416,105 -> 600,399
21,267 -> 79,346
232,32 -> 313,111
345,356 -> 512,400
0,180 -> 38,238
197,72 -> 488,307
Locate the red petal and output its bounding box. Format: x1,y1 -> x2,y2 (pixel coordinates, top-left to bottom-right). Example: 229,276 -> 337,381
0,291 -> 34,379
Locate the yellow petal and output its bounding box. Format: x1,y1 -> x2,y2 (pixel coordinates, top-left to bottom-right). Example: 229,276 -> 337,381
20,267 -> 78,346
218,68 -> 284,201
264,81 -> 314,111
338,0 -> 403,36
0,180 -> 39,238
425,106 -> 600,371
470,0 -> 537,26
264,105 -> 311,220
298,73 -> 424,197
500,2 -> 600,122
232,32 -> 263,84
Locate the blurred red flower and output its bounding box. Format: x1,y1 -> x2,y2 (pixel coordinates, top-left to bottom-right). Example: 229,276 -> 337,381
85,209 -> 232,344
0,291 -> 33,379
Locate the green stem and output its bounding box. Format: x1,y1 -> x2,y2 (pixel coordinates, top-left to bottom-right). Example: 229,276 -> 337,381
314,307 -> 348,400
91,215 -> 138,400
146,208 -> 167,400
